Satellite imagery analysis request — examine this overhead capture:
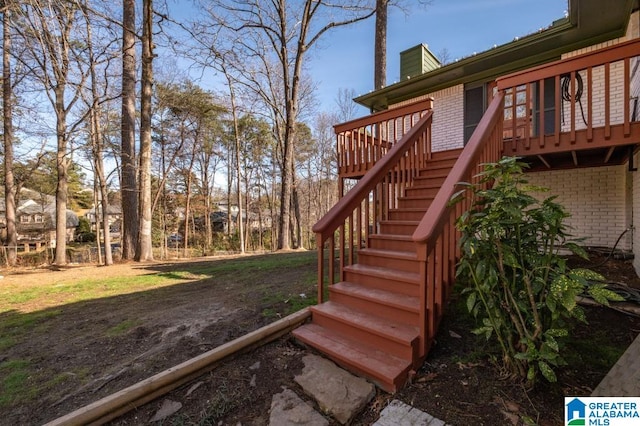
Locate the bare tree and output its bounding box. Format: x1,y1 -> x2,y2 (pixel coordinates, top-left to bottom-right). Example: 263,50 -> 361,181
437,47 -> 452,65
16,0 -> 90,265
82,0 -> 116,265
193,0 -> 376,250
121,0 -> 138,260
223,66 -> 245,254
136,0 -> 153,261
3,2 -> 17,266
335,87 -> 359,122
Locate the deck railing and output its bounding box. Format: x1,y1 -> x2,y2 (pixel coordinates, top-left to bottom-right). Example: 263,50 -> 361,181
314,99 -> 434,303
412,92 -> 505,355
497,37 -> 640,155
336,99 -> 435,178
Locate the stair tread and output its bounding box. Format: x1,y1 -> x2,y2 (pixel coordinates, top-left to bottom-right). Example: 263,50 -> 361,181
293,323 -> 409,388
407,177 -> 444,189
421,161 -> 455,169
312,301 -> 419,344
358,247 -> 417,260
369,233 -> 414,241
400,195 -> 435,201
390,207 -> 427,212
332,281 -> 420,311
380,220 -> 420,225
344,263 -> 420,282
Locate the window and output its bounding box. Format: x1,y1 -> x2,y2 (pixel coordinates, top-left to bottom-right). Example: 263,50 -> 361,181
20,215 -> 30,223
34,214 -> 44,223
464,83 -> 488,144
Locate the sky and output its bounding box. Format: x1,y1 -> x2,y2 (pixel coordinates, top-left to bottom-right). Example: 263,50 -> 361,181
307,0 -> 569,117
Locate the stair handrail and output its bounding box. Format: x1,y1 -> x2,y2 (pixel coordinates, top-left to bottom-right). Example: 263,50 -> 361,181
313,109 -> 434,243
411,91 -> 505,356
413,91 -> 505,246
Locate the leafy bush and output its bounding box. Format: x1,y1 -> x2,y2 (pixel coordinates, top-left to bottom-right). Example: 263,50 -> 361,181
453,157 -> 622,386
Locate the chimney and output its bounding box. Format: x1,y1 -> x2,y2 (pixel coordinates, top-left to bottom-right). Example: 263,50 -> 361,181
400,44 -> 441,80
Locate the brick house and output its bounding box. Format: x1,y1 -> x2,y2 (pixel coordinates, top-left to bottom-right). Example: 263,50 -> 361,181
293,0 -> 640,392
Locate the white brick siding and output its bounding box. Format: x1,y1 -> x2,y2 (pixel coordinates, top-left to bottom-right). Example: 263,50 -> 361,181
634,152 -> 640,275
526,165 -> 632,250
390,85 -> 465,152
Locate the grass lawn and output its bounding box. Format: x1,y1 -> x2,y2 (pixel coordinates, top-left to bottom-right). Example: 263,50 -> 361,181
0,251 -> 318,424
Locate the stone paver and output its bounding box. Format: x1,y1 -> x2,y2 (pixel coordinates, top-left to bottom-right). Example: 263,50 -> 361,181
373,399 -> 448,426
592,333 -> 640,396
294,354 -> 375,424
269,388 -> 328,426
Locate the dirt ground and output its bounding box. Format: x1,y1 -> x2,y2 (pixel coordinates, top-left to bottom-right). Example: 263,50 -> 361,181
1,251 -> 640,425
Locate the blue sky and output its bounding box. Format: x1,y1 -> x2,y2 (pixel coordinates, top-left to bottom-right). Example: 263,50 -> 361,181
308,0 -> 568,116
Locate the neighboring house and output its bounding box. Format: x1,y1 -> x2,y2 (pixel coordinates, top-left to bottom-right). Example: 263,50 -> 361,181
212,203 -> 273,233
85,204 -> 122,238
0,188 -> 79,247
294,0 -> 640,392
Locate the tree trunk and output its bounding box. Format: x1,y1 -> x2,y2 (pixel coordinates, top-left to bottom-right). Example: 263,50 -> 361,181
374,0 -> 388,90
85,6 -> 113,266
92,180 -> 102,264
203,164 -> 212,250
227,77 -> 245,254
183,150 -> 196,258
270,160 -> 277,250
3,7 -> 17,266
91,111 -> 113,266
257,176 -> 264,251
54,96 -> 69,265
291,170 -> 302,249
226,143 -> 233,237
136,0 -> 154,261
277,114 -> 295,250
121,0 -> 138,260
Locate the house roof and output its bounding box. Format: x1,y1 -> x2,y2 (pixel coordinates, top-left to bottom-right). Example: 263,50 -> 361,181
86,204 -> 122,215
355,0 -> 639,111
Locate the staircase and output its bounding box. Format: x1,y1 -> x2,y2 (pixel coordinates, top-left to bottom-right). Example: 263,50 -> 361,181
294,93 -> 505,393
293,155 -> 457,392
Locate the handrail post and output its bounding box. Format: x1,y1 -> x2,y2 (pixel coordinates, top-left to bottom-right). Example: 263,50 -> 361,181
316,233 -> 324,304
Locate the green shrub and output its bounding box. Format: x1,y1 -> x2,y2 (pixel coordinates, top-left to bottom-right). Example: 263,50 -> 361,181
453,157 -> 622,386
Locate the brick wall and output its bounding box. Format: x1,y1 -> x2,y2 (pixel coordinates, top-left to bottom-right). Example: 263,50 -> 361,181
629,12 -> 640,275
390,85 -> 465,152
634,152 -> 640,275
526,165 -> 632,250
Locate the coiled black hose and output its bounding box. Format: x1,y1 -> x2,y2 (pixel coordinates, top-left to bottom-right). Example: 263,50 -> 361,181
561,73 -> 588,127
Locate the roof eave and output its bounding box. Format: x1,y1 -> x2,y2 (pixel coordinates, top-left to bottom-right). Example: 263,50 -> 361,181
356,0 -> 635,111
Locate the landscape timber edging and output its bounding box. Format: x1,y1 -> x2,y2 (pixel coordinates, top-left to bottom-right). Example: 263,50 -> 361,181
44,307 -> 311,426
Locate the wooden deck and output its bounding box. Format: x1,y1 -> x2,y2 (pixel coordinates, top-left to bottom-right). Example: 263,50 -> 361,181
337,38 -> 640,179
296,36 -> 640,393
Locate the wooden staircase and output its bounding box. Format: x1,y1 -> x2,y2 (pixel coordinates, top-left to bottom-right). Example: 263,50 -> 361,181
292,93 -> 505,394
293,155 -> 458,392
